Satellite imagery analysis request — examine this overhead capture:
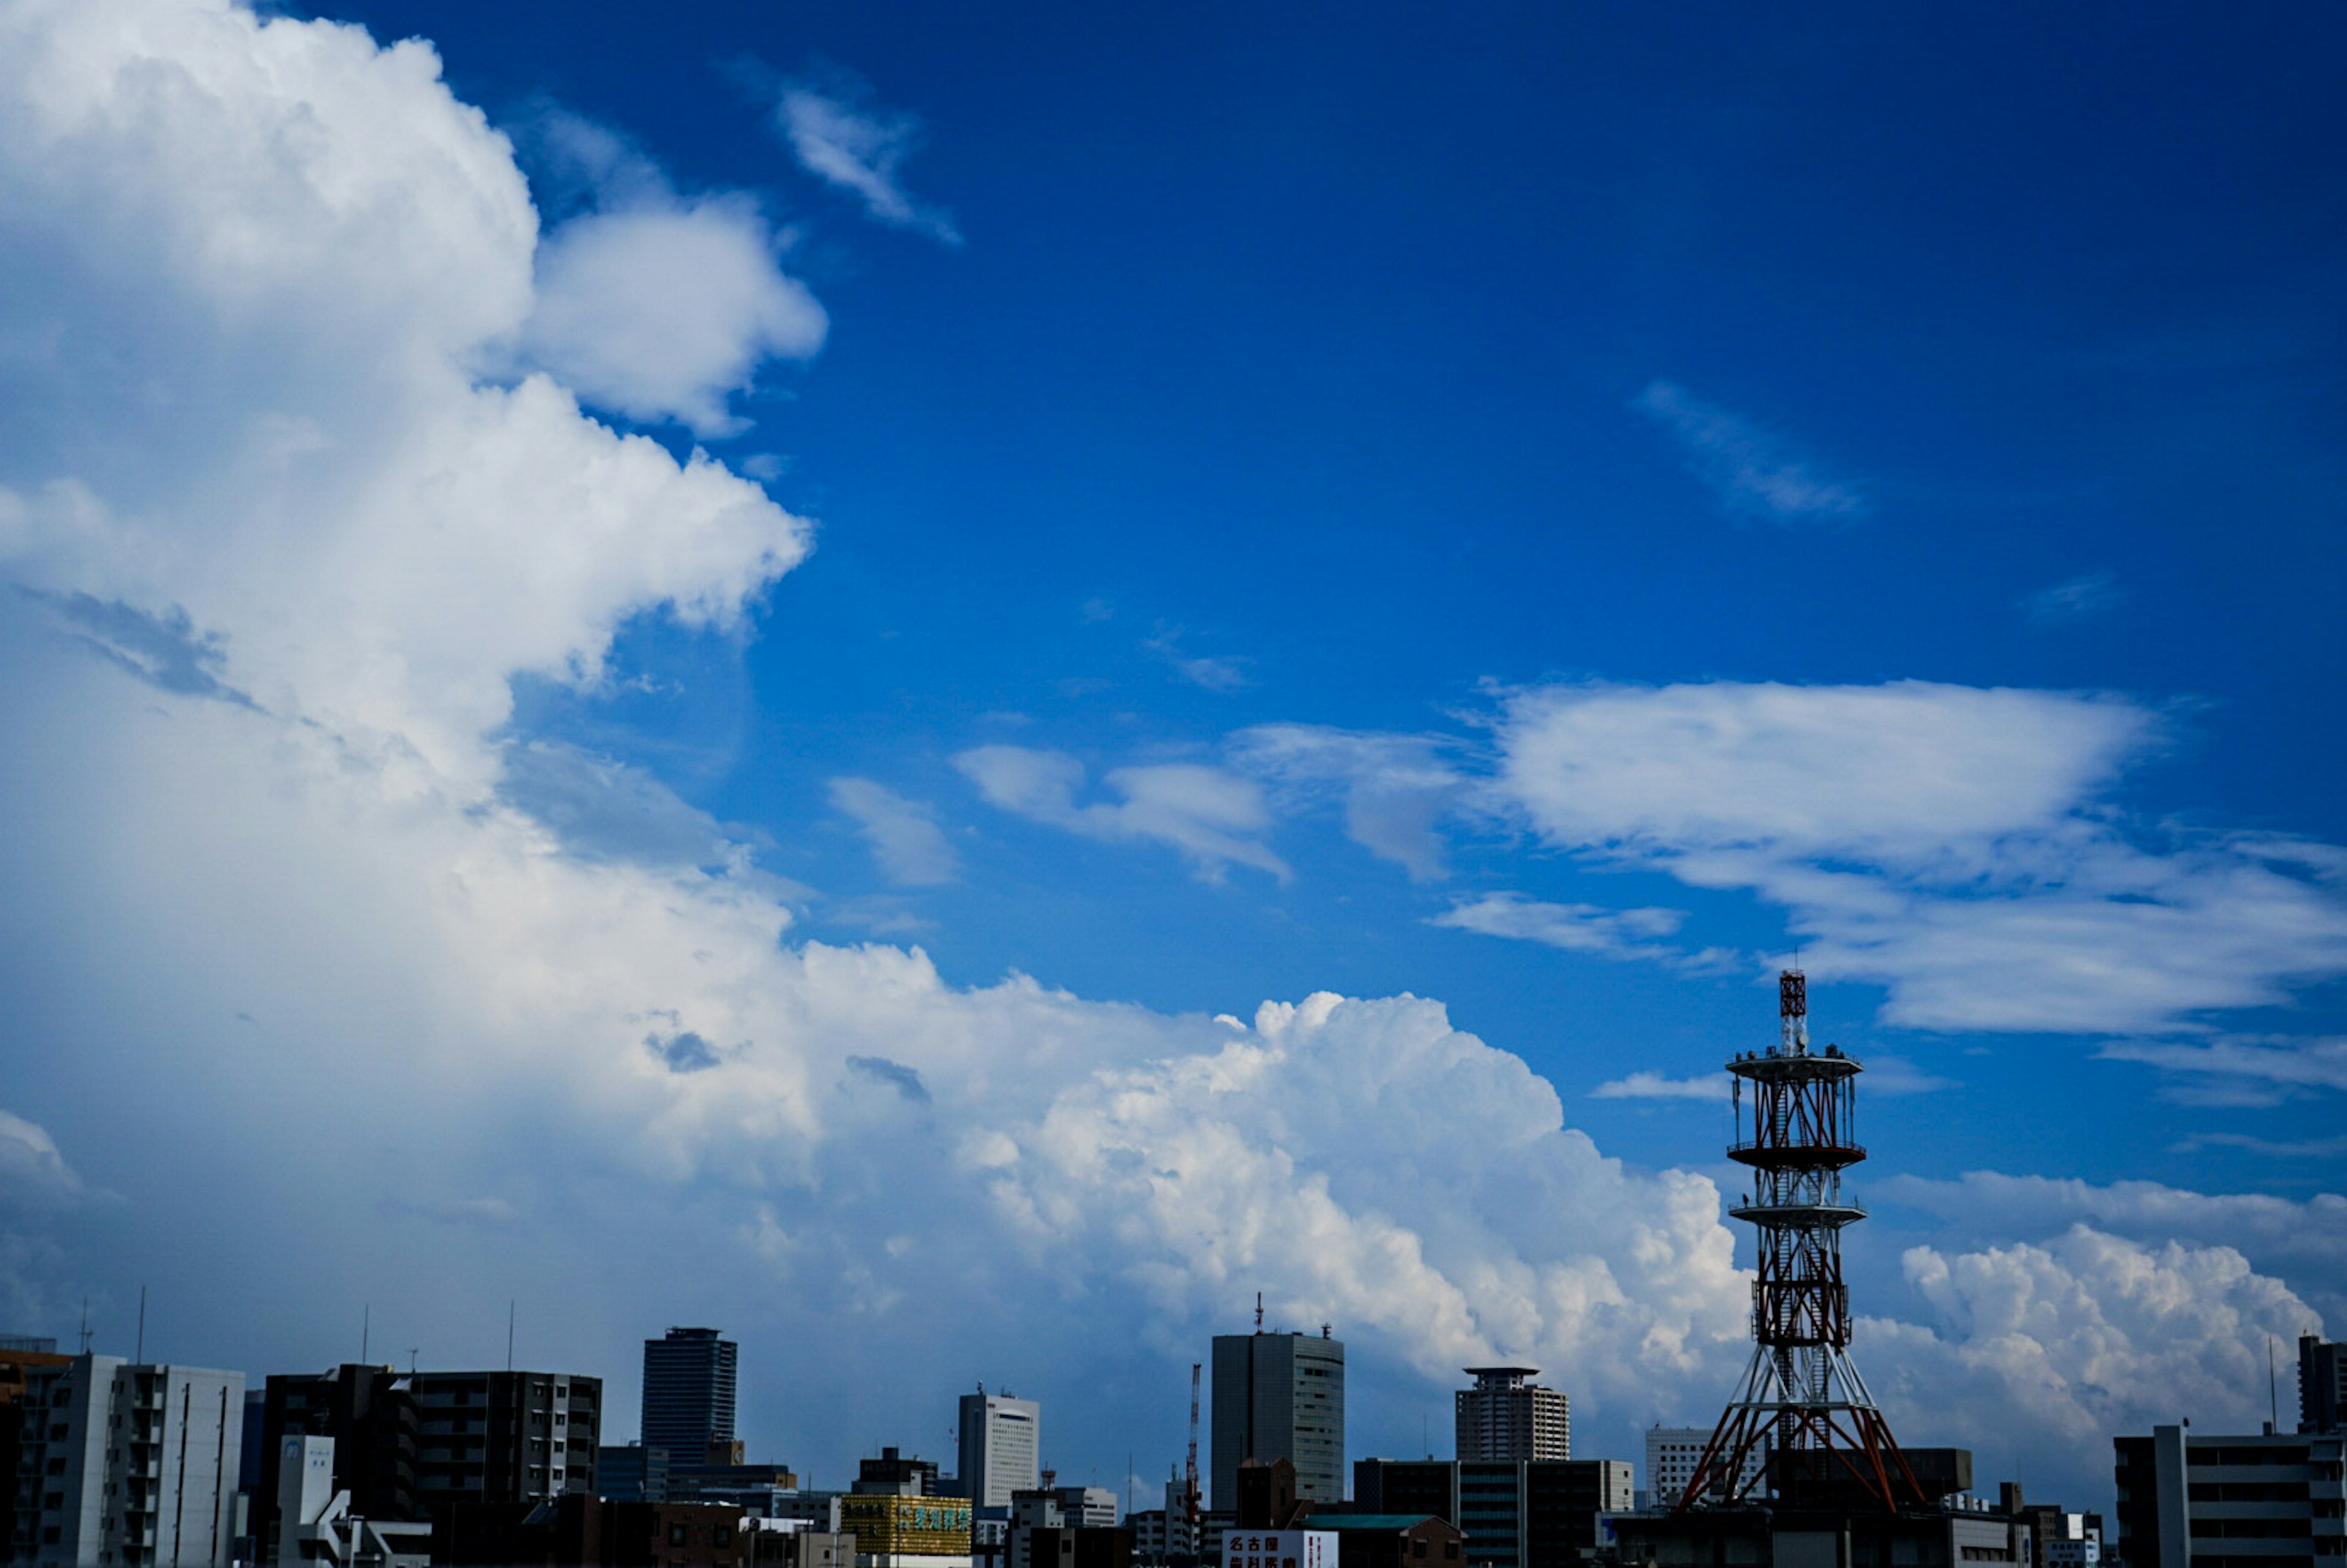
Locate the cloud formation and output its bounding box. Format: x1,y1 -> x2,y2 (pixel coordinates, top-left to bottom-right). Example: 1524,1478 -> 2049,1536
773,77 -> 961,246
957,746 -> 1290,882
1232,725 -> 1466,881
1433,893 -> 1711,967
1633,381 -> 1870,524
829,777 -> 960,886
2019,570 -> 2125,626
521,111 -> 828,435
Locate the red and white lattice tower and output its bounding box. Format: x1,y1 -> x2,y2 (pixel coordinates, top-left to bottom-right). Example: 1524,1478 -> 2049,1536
1677,970 -> 1926,1513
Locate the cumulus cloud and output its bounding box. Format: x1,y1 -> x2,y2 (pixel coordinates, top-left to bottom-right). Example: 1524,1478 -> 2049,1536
1633,381 -> 1869,524
520,111 -> 827,436
956,746 -> 1290,883
1231,725 -> 1466,881
771,76 -> 961,246
1865,1227 -> 2320,1482
2019,569 -> 2125,626
0,1110 -> 84,1200
1483,682 -> 2347,1033
1590,1072 -> 1728,1102
828,777 -> 960,886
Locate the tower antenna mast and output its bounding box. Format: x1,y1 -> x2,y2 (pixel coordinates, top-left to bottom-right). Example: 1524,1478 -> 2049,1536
1183,1362 -> 1202,1534
1678,969 -> 1925,1513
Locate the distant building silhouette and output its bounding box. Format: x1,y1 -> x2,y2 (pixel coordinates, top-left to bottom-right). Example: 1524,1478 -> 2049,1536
643,1329 -> 738,1459
1454,1370 -> 1567,1464
2304,1333 -> 2346,1434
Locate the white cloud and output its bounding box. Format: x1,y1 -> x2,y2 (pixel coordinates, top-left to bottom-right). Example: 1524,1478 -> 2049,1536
0,1110 -> 83,1200
1590,1072 -> 1728,1102
829,777 -> 960,886
1142,625 -> 1254,692
773,80 -> 961,246
2019,569 -> 2125,626
1865,1227 -> 2321,1486
1433,892 -> 1720,969
2096,1035 -> 2347,1105
1231,724 -> 1465,881
1484,681 -> 2347,1034
1633,381 -> 1868,524
955,746 -> 1290,883
518,110 -> 827,436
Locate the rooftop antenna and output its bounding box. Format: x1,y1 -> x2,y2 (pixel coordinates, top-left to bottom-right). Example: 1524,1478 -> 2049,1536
1254,1292 -> 1263,1332
135,1286 -> 147,1363
78,1296 -> 92,1356
408,1348 -> 421,1376
361,1303 -> 370,1365
506,1300 -> 515,1372
2269,1336 -> 2280,1429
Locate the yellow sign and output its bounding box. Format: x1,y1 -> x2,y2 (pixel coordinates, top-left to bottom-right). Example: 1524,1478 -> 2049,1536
837,1495 -> 974,1556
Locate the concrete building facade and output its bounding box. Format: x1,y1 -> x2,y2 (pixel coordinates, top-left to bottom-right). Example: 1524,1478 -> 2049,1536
408,1370 -> 601,1515
2114,1425 -> 2347,1568
1351,1459 -> 1631,1568
1455,1373 -> 1567,1465
643,1332 -> 738,1460
1642,1428 -> 1767,1513
959,1396 -> 1041,1510
1212,1334 -> 1345,1508
10,1355 -> 244,1568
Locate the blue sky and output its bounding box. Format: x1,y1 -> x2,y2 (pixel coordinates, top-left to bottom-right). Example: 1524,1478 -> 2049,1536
0,0 -> 2342,1518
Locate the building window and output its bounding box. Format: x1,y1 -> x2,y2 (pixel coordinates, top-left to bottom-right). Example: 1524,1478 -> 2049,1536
670,1525 -> 690,1546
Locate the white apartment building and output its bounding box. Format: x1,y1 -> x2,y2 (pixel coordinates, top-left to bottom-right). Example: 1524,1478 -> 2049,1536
1642,1426 -> 1765,1511
13,1355 -> 244,1568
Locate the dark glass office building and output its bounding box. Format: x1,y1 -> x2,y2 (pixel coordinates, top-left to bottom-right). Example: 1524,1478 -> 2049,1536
642,1328 -> 738,1459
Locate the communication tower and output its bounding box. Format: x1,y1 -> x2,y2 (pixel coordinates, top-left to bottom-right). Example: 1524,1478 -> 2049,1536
1678,970 -> 1926,1513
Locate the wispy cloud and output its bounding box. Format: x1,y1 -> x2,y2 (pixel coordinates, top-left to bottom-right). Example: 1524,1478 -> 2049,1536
955,746 -> 1288,882
1633,380 -> 1870,525
2018,569 -> 2125,626
2098,1035 -> 2347,1107
1590,1071 -> 1730,1102
1230,724 -> 1466,881
1144,625 -> 1254,692
1433,892 -> 1730,970
829,777 -> 960,886
771,76 -> 961,246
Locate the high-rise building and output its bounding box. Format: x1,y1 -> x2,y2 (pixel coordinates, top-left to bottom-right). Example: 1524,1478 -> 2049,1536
2303,1334 -> 2346,1435
1454,1370 -> 1567,1464
958,1393 -> 1040,1509
2115,1424 -> 2346,1568
642,1330 -> 737,1459
10,1354 -> 244,1568
1210,1330 -> 1343,1508
252,1365 -> 419,1558
408,1369 -> 601,1516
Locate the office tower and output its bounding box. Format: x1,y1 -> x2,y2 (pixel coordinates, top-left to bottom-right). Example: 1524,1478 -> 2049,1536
2116,1425 -> 2346,1568
1640,1426 -> 1765,1512
10,1354 -> 244,1568
958,1392 -> 1041,1509
1210,1328 -> 1343,1508
406,1369 -> 601,1515
1455,1369 -> 1568,1463
642,1328 -> 737,1457
2304,1333 -> 2346,1434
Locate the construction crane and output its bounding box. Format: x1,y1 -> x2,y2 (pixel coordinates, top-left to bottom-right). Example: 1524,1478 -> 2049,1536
1183,1361 -> 1202,1533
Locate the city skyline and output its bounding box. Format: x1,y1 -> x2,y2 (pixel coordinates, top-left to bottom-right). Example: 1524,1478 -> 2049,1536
1,0 -> 2342,1525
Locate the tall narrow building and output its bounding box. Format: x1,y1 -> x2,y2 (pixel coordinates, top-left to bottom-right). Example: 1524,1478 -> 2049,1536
10,1354 -> 244,1568
641,1328 -> 736,1459
958,1390 -> 1040,1508
1210,1328 -> 1344,1508
1455,1368 -> 1567,1463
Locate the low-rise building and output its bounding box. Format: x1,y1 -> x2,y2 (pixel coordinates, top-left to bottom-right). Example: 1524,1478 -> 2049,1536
271,1434 -> 433,1568
836,1491 -> 975,1568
